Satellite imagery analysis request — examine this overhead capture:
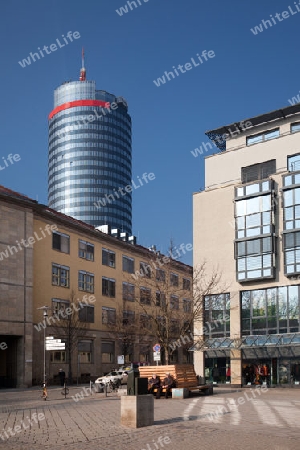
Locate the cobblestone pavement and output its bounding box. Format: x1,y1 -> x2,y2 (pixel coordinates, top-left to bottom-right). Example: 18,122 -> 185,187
0,385 -> 299,450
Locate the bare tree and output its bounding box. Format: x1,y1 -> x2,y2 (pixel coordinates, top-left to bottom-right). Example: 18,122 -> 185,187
127,246 -> 193,364
51,290 -> 90,384
108,305 -> 138,364
127,242 -> 229,364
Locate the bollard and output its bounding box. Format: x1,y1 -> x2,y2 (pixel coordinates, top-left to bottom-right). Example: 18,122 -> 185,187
61,382 -> 69,399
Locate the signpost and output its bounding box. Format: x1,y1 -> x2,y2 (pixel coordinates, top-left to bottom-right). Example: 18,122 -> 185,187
45,337 -> 65,351
118,355 -> 125,365
37,306 -> 51,388
153,344 -> 161,365
153,351 -> 160,361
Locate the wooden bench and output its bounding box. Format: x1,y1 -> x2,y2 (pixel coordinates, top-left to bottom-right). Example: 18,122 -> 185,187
139,364 -> 213,397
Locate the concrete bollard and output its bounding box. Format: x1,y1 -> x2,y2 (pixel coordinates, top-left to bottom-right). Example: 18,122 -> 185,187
121,394 -> 154,428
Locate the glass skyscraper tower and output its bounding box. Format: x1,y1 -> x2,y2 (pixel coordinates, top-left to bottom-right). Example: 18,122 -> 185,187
48,55 -> 132,233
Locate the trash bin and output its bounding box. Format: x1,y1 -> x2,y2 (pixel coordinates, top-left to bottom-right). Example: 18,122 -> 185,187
127,368 -> 140,396
135,377 -> 148,395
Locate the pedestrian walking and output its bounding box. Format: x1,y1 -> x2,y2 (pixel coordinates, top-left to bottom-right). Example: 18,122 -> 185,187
59,369 -> 66,386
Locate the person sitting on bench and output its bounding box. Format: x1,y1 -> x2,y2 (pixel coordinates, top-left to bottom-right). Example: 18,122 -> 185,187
148,374 -> 161,398
159,372 -> 176,399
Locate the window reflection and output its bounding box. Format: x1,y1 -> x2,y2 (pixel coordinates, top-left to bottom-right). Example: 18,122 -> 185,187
241,286 -> 300,334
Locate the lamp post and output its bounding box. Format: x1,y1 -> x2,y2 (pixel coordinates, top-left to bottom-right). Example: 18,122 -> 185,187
37,306 -> 51,385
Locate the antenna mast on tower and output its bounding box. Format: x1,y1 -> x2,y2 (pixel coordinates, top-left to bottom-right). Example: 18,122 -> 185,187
79,48 -> 86,81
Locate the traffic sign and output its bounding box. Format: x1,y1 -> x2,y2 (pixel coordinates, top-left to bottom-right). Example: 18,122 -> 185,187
153,351 -> 161,361
46,337 -> 64,344
46,349 -> 65,351
46,345 -> 65,349
153,343 -> 161,352
46,347 -> 65,351
118,355 -> 124,364
46,337 -> 65,350
46,342 -> 65,348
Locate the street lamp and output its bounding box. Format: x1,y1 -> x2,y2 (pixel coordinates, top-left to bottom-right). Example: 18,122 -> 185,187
37,306 -> 51,385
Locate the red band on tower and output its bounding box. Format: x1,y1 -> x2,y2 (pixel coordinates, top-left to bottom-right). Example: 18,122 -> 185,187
48,100 -> 110,120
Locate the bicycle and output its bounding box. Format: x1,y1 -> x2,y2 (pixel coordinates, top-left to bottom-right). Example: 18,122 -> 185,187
104,379 -> 120,393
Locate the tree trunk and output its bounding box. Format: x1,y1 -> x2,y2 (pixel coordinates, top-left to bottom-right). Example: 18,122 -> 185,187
68,347 -> 72,384
164,346 -> 169,365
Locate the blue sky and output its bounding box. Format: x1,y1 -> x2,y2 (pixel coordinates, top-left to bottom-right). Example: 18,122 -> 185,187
0,0 -> 299,264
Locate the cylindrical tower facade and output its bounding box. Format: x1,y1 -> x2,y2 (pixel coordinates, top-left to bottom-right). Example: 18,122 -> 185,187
48,79 -> 132,233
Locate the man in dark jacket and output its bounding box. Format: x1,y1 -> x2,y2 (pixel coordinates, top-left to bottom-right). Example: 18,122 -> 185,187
161,372 -> 176,399
58,368 -> 66,386
212,365 -> 220,383
148,374 -> 161,399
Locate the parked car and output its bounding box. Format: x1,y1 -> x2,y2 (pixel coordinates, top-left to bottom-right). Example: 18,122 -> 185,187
94,370 -> 128,386
119,365 -> 131,372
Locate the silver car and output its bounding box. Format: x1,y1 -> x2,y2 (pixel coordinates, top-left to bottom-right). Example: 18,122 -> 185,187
95,370 -> 128,386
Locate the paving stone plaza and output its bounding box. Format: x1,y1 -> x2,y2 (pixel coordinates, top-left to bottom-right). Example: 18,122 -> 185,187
0,386 -> 299,450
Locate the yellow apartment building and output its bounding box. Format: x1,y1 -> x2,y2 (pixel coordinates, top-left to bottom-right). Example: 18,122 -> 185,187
0,185 -> 193,387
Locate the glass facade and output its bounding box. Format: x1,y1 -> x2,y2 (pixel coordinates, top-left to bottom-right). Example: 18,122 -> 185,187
204,293 -> 230,338
48,80 -> 132,233
283,169 -> 300,275
234,179 -> 276,281
241,286 -> 300,335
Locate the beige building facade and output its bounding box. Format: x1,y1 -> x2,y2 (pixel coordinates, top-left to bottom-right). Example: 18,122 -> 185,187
0,188 -> 35,387
193,105 -> 300,387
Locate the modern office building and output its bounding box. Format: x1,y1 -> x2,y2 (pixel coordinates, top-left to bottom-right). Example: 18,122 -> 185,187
0,185 -> 192,387
193,104 -> 300,387
48,55 -> 132,233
